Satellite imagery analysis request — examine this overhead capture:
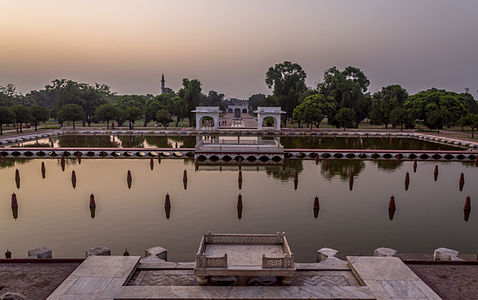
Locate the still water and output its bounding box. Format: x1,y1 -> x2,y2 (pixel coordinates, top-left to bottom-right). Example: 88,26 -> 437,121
1,158 -> 476,261
8,135 -> 461,150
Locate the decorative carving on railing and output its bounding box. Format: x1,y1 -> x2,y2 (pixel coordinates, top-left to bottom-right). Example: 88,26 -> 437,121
196,254 -> 228,268
262,254 -> 294,268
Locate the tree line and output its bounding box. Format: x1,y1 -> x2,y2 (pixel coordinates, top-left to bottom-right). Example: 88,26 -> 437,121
251,61 -> 478,136
0,78 -> 225,134
1,61 -> 478,136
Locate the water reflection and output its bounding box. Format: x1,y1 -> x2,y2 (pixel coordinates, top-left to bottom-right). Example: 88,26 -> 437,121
58,135 -> 119,148
313,196 -> 319,219
118,135 -> 144,148
373,160 -> 403,172
237,194 -> 243,220
7,135 -> 463,150
89,194 -> 96,219
0,158 -> 477,261
277,136 -> 460,150
11,193 -> 18,219
388,196 -> 396,221
15,169 -> 20,189
0,158 -> 33,169
320,160 -> 365,180
41,162 -> 46,179
164,194 -> 171,220
265,159 -> 304,181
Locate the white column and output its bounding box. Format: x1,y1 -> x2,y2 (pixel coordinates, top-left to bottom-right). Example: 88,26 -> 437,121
275,116 -> 281,131
196,114 -> 201,130
213,115 -> 219,130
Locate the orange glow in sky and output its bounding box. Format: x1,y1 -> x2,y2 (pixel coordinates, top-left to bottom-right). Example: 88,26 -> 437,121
1,0 -> 477,98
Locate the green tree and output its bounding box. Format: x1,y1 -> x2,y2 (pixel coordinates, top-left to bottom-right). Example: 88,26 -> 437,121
58,104 -> 84,129
95,103 -> 118,129
314,94 -> 337,123
389,107 -> 414,131
28,105 -> 49,131
471,114 -> 478,138
292,96 -> 324,128
0,84 -> 16,106
370,85 -> 408,128
425,108 -> 451,133
144,98 -> 163,125
457,113 -> 478,138
461,92 -> 478,114
318,66 -> 370,126
123,106 -> 142,130
156,109 -> 172,128
405,88 -> 467,129
178,78 -> 202,126
265,61 -> 307,126
0,106 -> 15,135
45,79 -> 109,126
203,90 -> 225,110
248,93 -> 266,110
168,96 -> 187,127
115,94 -> 147,126
114,109 -> 126,128
334,108 -> 356,130
11,105 -> 32,133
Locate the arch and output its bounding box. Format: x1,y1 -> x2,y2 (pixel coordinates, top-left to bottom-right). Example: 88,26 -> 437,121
199,116 -> 216,129
261,116 -> 276,128
228,109 -> 233,113
242,108 -> 248,114
255,107 -> 284,131
258,115 -> 281,130
193,107 -> 220,130
234,108 -> 241,118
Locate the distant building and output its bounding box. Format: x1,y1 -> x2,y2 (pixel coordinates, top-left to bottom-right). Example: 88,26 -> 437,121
227,104 -> 249,118
161,74 -> 165,94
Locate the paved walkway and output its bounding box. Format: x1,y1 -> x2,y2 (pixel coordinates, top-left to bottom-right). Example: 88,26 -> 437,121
0,262 -> 80,300
408,263 -> 478,300
47,256 -> 139,300
348,256 -> 441,299
45,255 -> 447,299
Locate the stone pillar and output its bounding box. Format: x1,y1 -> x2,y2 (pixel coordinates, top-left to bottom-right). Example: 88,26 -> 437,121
257,116 -> 263,130
145,246 -> 168,261
433,248 -> 462,261
27,247 -> 53,258
274,116 -> 281,131
85,246 -> 111,257
316,247 -> 338,262
28,247 -> 52,258
374,247 -> 398,257
213,115 -> 219,130
196,115 -> 201,130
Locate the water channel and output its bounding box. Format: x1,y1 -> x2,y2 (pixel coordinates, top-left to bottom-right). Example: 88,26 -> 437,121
7,134 -> 463,150
0,152 -> 476,261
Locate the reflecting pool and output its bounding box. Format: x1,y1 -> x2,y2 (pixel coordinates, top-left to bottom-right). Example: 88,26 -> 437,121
0,158 -> 476,261
8,135 -> 462,150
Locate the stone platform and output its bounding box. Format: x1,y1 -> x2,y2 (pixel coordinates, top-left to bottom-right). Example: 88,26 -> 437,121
47,255 -> 442,299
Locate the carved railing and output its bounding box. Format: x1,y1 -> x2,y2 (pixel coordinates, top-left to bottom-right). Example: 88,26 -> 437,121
204,232 -> 283,245
196,254 -> 228,268
262,254 -> 294,268
195,232 -> 295,269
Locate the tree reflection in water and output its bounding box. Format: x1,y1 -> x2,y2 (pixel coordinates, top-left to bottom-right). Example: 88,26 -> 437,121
264,159 -> 304,181
0,158 -> 33,169
320,159 -> 365,181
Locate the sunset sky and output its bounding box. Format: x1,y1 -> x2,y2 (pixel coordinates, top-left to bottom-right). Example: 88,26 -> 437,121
1,0 -> 477,98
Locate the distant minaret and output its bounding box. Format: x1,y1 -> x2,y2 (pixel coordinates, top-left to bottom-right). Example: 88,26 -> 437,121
161,74 -> 165,94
